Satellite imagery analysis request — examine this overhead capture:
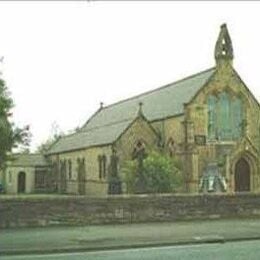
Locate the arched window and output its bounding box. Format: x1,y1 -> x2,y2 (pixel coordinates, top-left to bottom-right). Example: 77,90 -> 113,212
68,160 -> 72,180
59,160 -> 66,176
208,95 -> 217,140
132,140 -> 146,160
98,155 -> 102,179
207,91 -> 243,141
98,155 -> 106,179
77,158 -> 86,195
218,92 -> 231,140
231,97 -> 243,139
8,171 -> 12,183
102,155 -> 107,178
81,158 -> 86,180
167,138 -> 176,157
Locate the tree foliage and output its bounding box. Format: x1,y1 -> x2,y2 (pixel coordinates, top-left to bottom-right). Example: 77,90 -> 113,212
0,79 -> 31,168
36,133 -> 62,154
123,151 -> 183,194
36,121 -> 64,154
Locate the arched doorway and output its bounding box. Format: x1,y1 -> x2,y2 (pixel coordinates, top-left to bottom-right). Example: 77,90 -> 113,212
18,172 -> 26,193
235,158 -> 250,192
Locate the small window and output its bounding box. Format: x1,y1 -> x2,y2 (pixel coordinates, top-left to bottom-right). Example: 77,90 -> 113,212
68,160 -> 72,180
8,171 -> 12,183
98,155 -> 102,179
81,158 -> 86,180
132,140 -> 146,160
168,138 -> 176,157
102,155 -> 106,178
98,155 -> 106,179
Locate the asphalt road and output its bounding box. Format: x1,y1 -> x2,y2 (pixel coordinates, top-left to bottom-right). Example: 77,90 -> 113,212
2,240 -> 260,260
2,218 -> 260,256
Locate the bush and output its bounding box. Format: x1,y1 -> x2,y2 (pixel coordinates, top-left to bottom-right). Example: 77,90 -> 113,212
123,151 -> 183,194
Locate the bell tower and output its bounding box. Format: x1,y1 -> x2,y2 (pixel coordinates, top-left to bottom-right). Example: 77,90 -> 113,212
215,24 -> 234,66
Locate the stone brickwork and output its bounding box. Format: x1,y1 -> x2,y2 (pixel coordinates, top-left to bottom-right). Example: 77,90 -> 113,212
47,116 -> 158,196
184,62 -> 260,193
3,25 -> 258,196
4,166 -> 35,194
48,145 -> 113,195
115,116 -> 158,161
1,193 -> 260,228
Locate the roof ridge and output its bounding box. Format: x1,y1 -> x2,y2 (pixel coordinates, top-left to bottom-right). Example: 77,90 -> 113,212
101,67 -> 215,111
47,118 -> 136,155
79,118 -> 135,134
13,153 -> 44,156
59,118 -> 135,141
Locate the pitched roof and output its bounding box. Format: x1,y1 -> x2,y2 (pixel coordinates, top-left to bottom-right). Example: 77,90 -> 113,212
47,119 -> 133,154
47,68 -> 215,154
7,154 -> 49,167
82,68 -> 215,131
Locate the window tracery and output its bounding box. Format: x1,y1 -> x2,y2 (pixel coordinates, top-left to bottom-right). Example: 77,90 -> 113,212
132,140 -> 146,160
207,91 -> 244,141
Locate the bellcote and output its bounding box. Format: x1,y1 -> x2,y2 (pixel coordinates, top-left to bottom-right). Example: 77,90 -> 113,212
215,24 -> 234,66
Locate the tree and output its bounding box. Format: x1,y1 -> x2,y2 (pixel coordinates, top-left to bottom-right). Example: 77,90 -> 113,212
36,134 -> 62,154
36,122 -> 63,154
0,78 -> 31,168
123,151 -> 183,194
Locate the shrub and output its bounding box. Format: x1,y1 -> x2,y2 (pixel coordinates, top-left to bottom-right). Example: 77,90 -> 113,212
123,151 -> 183,194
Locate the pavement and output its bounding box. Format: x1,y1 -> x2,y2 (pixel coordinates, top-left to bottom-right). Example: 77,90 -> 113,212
1,218 -> 260,256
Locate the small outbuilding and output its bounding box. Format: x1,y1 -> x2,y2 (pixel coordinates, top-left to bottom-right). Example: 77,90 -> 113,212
2,154 -> 50,194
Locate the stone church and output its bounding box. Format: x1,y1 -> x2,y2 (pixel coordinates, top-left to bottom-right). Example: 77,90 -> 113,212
2,24 -> 260,195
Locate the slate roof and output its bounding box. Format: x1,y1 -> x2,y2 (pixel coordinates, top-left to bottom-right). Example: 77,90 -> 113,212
82,68 -> 215,131
47,68 -> 215,154
7,154 -> 49,167
48,119 -> 133,154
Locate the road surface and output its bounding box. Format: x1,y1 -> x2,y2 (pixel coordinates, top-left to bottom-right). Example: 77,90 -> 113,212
2,240 -> 260,260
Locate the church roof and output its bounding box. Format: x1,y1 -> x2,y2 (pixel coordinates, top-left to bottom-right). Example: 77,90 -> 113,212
47,67 -> 215,154
47,119 -> 134,154
7,154 -> 49,167
82,67 -> 215,131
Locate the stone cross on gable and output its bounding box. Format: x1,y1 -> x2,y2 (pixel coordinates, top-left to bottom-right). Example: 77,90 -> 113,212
138,102 -> 144,117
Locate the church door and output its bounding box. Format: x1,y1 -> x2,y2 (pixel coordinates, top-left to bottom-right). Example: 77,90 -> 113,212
18,172 -> 26,193
235,158 -> 250,192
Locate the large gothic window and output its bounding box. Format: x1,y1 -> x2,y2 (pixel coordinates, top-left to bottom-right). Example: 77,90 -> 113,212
207,91 -> 244,141
231,97 -> 243,139
218,92 -> 231,140
208,95 -> 217,140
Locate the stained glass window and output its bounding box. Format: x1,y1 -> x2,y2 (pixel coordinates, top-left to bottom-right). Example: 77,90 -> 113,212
207,92 -> 243,141
231,97 -> 243,139
207,95 -> 217,140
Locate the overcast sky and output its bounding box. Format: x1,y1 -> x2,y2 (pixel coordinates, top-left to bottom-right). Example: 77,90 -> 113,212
0,2 -> 259,151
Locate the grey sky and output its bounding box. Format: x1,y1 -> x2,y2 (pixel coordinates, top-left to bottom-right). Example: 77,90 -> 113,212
0,2 -> 259,150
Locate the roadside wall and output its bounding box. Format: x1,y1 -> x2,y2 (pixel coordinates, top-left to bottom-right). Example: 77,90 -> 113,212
1,193 -> 260,228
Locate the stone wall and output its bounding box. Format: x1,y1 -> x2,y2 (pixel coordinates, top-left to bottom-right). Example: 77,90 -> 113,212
4,166 -> 35,194
1,193 -> 260,228
48,145 -> 112,195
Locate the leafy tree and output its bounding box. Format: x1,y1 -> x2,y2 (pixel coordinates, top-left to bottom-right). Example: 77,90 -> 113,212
123,151 -> 183,194
36,133 -> 62,154
36,121 -> 64,154
0,78 -> 31,168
